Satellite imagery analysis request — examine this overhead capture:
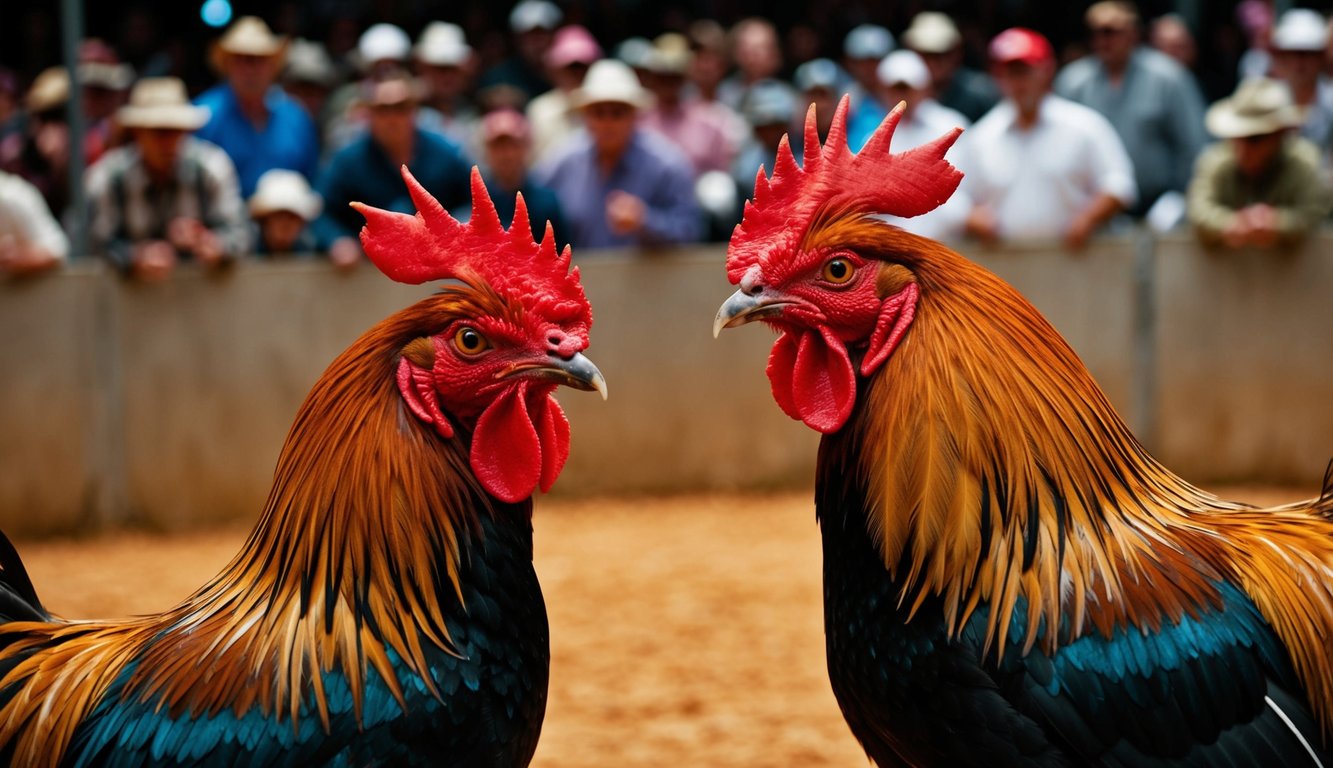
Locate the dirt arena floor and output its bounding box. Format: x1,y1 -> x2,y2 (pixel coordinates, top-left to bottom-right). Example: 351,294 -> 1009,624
13,486 -> 1311,766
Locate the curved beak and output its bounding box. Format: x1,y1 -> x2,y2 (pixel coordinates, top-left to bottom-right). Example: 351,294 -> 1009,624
713,288 -> 793,338
511,352 -> 609,400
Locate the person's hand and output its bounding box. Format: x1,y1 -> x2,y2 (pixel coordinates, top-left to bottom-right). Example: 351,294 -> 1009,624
0,235 -> 59,276
605,190 -> 646,235
1241,203 -> 1279,248
167,217 -> 204,251
131,240 -> 177,281
329,237 -> 362,270
1065,211 -> 1096,251
964,205 -> 999,244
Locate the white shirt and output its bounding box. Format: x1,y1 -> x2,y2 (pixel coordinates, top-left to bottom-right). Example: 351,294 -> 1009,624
0,171 -> 69,261
953,94 -> 1137,240
876,99 -> 972,243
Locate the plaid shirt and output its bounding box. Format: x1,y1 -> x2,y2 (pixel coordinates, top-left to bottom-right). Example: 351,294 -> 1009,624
86,137 -> 250,269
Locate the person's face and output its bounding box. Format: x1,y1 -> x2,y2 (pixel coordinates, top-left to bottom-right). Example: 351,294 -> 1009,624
82,85 -> 123,122
920,48 -> 962,86
734,26 -> 781,80
416,62 -> 470,100
225,53 -> 280,99
1232,131 -> 1284,178
134,127 -> 186,173
644,71 -> 684,104
260,210 -> 306,252
1272,49 -> 1324,87
368,100 -> 416,148
755,121 -> 788,152
804,87 -> 838,130
583,101 -> 636,156
991,60 -> 1052,115
550,60 -> 590,91
689,48 -> 728,90
516,27 -> 555,65
881,81 -> 922,112
1089,21 -> 1137,69
485,134 -> 527,181
844,56 -> 880,89
1149,21 -> 1195,68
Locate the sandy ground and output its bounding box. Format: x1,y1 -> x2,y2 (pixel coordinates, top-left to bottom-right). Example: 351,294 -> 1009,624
11,486 -> 1312,766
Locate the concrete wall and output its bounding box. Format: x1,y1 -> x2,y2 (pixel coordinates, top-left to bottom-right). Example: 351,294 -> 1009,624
1,236 -> 1330,536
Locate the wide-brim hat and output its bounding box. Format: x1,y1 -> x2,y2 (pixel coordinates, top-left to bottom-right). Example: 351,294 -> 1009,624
415,21 -> 472,67
79,62 -> 135,90
571,59 -> 653,109
27,67 -> 70,114
249,168 -> 321,219
902,12 -> 962,54
209,16 -> 287,73
117,77 -> 210,130
1205,77 -> 1305,138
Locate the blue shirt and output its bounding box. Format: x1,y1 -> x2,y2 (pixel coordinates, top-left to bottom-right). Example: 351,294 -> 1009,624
533,130 -> 702,250
312,128 -> 472,250
194,85 -> 319,198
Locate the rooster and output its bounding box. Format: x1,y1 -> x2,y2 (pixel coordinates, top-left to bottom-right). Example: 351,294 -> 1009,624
0,167 -> 605,766
714,98 -> 1333,766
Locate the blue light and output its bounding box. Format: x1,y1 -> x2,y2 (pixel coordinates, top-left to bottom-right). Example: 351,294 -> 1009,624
200,0 -> 233,28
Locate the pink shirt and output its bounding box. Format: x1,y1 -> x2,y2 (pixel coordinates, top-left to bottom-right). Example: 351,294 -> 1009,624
641,99 -> 738,176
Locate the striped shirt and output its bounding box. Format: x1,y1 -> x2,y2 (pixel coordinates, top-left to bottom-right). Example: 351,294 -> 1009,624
86,137 -> 250,269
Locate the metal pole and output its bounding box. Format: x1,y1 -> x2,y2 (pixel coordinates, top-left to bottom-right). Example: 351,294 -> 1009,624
60,0 -> 88,261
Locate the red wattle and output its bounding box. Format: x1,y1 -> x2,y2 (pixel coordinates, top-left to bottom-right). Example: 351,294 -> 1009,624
471,384 -> 543,503
767,328 -> 856,434
534,395 -> 571,493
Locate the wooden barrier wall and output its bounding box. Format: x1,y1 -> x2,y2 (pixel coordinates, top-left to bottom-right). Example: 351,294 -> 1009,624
1,234 -> 1329,536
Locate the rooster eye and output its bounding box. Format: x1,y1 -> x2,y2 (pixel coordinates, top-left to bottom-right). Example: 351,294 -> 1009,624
822,257 -> 855,284
453,327 -> 490,356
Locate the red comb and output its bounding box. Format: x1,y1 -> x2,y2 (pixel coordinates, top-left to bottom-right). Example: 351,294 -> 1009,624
353,166 -> 591,334
726,96 -> 963,283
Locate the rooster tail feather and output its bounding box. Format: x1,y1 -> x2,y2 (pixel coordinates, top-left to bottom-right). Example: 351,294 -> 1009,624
0,531 -> 49,623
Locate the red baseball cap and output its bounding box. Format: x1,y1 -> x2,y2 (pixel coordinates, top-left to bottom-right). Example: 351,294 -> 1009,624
988,28 -> 1054,66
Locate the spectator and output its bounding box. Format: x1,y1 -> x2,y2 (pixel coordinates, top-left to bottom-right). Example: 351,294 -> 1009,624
77,39 -> 135,166
325,23 -> 413,151
956,28 -> 1136,250
1187,77 -> 1330,249
312,72 -> 472,268
195,16 -> 319,198
731,79 -> 798,196
478,0 -> 562,108
534,59 -> 701,250
281,39 -> 340,145
1148,13 -> 1227,102
718,18 -> 792,116
0,169 -> 67,276
685,20 -> 731,105
902,12 -> 1001,123
86,77 -> 249,280
527,25 -> 602,164
792,58 -> 848,146
468,109 -> 566,242
0,67 -> 71,221
615,37 -> 656,83
1236,0 -> 1274,81
850,50 -> 969,151
641,33 -> 738,176
842,24 -> 895,112
1267,8 -> 1333,161
1055,1 -> 1207,218
858,50 -> 971,242
248,168 -> 320,256
413,22 -> 480,152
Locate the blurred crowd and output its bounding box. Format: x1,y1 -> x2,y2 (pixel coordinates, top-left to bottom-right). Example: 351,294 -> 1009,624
2,0 -> 1332,280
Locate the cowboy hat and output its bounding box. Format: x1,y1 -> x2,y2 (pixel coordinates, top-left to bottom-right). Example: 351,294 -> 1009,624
571,59 -> 652,110
1205,77 -> 1305,138
117,77 -> 210,130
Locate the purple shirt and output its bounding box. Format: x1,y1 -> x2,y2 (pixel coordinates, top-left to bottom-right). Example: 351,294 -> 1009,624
534,129 -> 702,251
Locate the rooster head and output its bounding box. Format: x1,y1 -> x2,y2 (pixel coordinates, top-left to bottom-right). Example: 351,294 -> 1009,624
353,167 -> 605,503
713,97 -> 962,433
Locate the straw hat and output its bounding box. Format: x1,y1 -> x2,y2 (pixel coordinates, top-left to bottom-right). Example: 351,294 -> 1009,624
902,12 -> 963,54
644,33 -> 692,75
117,77 -> 210,130
249,169 -> 321,220
26,67 -> 70,114
210,16 -> 287,72
571,59 -> 652,109
1205,77 -> 1305,139
415,22 -> 472,67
